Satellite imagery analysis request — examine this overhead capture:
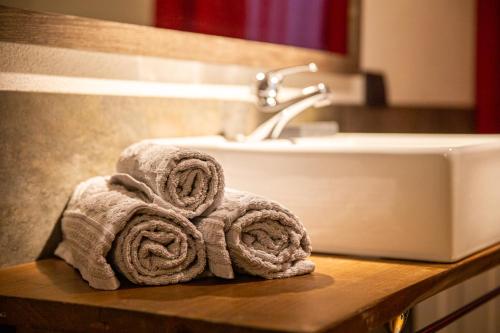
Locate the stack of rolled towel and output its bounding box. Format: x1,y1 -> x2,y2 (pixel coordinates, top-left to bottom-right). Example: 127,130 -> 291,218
55,141 -> 315,290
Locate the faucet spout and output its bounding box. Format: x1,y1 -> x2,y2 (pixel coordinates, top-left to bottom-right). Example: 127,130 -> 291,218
246,83 -> 332,142
242,63 -> 334,142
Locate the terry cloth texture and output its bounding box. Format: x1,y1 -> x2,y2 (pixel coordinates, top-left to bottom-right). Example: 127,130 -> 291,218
55,176 -> 206,290
116,141 -> 224,219
196,189 -> 315,279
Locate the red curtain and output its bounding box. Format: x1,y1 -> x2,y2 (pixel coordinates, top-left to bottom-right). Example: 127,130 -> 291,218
476,0 -> 500,133
323,0 -> 348,54
155,0 -> 348,54
155,0 -> 246,38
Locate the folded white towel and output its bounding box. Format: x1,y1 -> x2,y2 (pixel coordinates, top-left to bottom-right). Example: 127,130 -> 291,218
116,141 -> 224,218
196,189 -> 315,279
55,176 -> 206,290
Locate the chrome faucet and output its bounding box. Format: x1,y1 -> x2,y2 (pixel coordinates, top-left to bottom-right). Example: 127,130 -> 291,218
246,63 -> 333,141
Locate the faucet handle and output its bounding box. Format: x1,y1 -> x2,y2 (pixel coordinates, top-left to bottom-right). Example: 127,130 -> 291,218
259,63 -> 318,82
256,63 -> 318,111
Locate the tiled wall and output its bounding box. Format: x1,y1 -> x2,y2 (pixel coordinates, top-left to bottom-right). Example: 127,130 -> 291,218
414,266 -> 499,333
0,92 -> 224,267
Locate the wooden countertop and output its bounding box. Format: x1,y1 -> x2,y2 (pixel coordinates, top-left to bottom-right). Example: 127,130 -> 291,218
0,244 -> 499,333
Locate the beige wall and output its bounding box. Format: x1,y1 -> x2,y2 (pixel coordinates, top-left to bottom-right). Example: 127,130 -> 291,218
361,0 -> 476,107
0,0 -> 154,26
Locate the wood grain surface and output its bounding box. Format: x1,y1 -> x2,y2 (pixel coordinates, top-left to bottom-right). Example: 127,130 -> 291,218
0,243 -> 498,333
0,5 -> 356,72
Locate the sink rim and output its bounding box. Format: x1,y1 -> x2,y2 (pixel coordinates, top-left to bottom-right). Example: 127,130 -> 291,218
151,133 -> 500,155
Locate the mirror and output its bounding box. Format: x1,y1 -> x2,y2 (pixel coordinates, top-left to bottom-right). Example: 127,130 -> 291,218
155,0 -> 358,55
0,0 -> 360,71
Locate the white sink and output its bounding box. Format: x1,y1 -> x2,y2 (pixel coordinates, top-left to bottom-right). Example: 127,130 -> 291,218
151,134 -> 500,262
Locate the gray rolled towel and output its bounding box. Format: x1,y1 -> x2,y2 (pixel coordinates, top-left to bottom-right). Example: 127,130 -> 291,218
196,189 -> 315,279
55,176 -> 206,290
116,141 -> 224,219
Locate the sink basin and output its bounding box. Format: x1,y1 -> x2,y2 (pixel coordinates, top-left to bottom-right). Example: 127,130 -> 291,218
151,134 -> 500,262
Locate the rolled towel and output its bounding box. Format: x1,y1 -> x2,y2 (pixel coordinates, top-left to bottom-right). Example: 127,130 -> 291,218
116,141 -> 224,218
196,189 -> 315,279
55,176 -> 206,290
